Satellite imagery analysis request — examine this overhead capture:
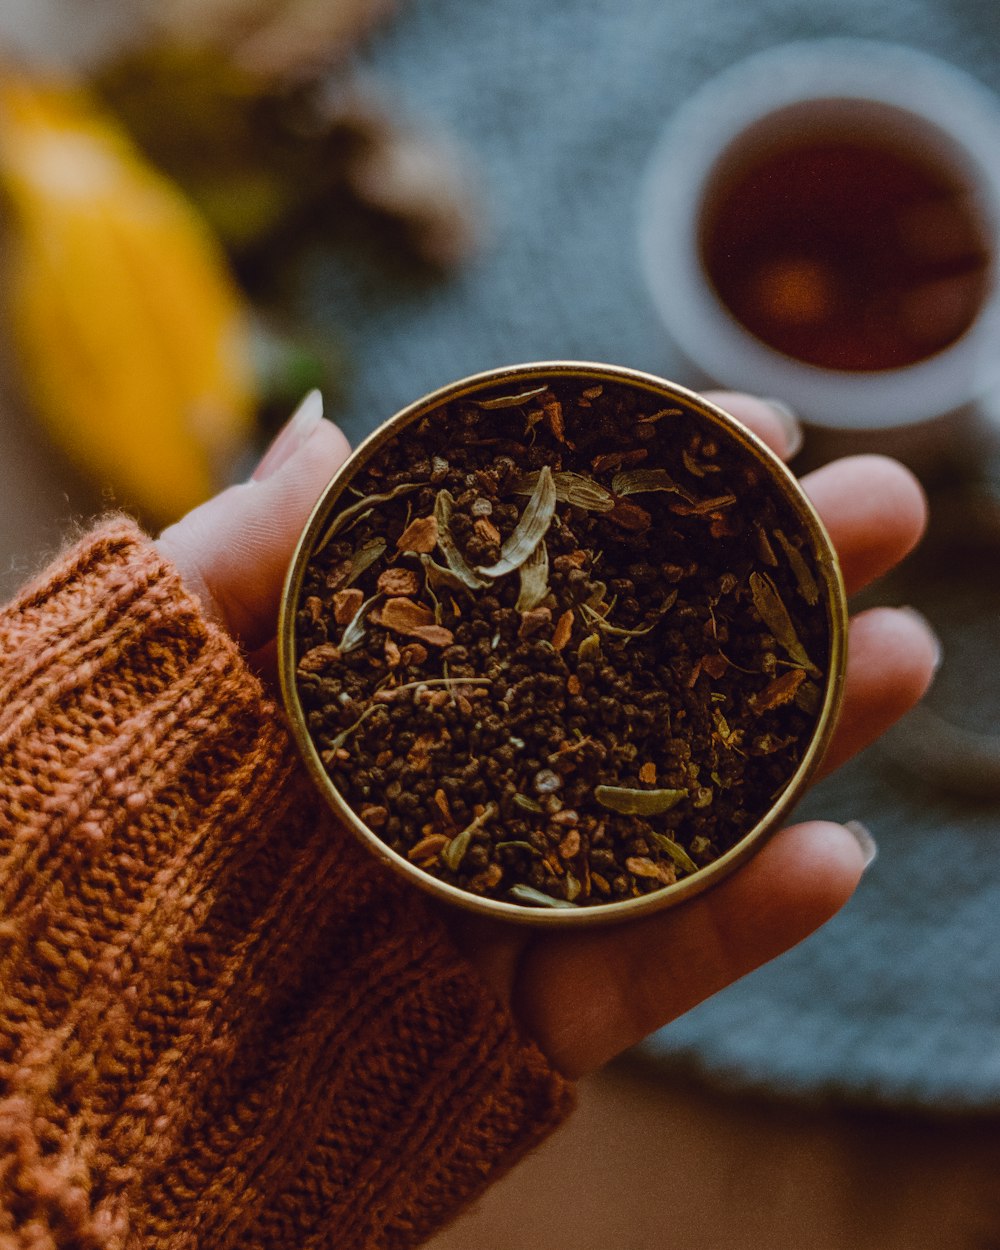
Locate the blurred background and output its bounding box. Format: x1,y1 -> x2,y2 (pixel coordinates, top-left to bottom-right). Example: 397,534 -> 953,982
3,1 -> 1000,1246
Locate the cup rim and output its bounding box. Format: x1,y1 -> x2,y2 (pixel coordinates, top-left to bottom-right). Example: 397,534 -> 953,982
638,38 -> 1000,430
278,361 -> 848,927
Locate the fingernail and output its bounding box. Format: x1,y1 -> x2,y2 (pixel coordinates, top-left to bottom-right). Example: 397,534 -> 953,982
844,820 -> 878,870
761,398 -> 803,459
896,605 -> 944,675
252,390 -> 325,481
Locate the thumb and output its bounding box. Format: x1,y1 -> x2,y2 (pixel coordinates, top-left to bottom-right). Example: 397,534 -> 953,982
156,392 -> 351,648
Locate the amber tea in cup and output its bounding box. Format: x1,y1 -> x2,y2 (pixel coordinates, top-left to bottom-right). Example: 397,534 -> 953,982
699,127 -> 992,373
640,41 -> 1000,432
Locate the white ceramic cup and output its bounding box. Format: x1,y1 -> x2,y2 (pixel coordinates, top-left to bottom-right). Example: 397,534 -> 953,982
638,39 -> 1000,438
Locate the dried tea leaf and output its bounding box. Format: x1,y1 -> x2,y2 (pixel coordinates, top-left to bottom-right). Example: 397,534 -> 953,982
626,856 -> 676,885
511,470 -> 615,513
795,679 -> 823,716
435,490 -> 489,588
346,537 -> 387,586
610,468 -> 693,500
594,785 -> 687,815
330,703 -> 381,749
419,552 -> 470,593
639,761 -> 657,784
316,483 -> 422,552
577,632 -> 602,662
516,541 -> 550,611
441,827 -> 473,871
477,465 -> 557,578
682,449 -> 707,478
552,608 -> 574,651
442,802 -> 497,870
669,493 -> 738,516
580,603 -> 661,639
592,449 -> 648,474
496,839 -> 541,854
649,832 -> 699,874
508,884 -> 579,909
607,500 -> 652,532
754,523 -> 779,568
476,385 -> 550,409
748,572 -> 820,676
773,529 -> 820,606
513,793 -> 544,813
337,594 -> 380,654
397,513 -> 439,554
565,871 -> 582,901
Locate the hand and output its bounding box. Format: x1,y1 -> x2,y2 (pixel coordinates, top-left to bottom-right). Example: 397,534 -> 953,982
157,391 -> 937,1079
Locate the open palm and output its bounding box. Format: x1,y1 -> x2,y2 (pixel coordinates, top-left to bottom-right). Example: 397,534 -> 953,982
158,391 -> 937,1078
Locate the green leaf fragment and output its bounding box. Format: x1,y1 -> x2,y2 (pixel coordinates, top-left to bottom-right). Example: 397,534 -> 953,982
748,571 -> 821,676
594,785 -> 687,815
650,832 -> 699,873
508,884 -> 579,909
773,529 -> 820,606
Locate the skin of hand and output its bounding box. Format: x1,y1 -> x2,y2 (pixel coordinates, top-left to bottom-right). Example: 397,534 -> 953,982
157,391 -> 938,1079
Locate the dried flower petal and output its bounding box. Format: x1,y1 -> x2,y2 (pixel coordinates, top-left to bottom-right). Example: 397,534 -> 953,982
594,785 -> 687,815
477,465 -> 557,578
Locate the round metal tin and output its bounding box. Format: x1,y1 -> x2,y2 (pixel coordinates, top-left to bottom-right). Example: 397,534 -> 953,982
278,361 -> 848,927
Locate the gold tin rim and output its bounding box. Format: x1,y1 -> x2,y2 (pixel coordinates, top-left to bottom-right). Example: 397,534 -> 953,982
278,361 -> 848,928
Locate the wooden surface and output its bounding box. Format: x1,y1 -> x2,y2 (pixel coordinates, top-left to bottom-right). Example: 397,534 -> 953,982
430,1060 -> 1000,1250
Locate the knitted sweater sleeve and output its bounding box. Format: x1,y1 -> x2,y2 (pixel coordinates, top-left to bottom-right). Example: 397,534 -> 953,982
0,519 -> 574,1250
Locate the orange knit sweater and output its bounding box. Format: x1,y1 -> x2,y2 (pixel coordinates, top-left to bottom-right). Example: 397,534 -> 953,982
0,520 -> 573,1249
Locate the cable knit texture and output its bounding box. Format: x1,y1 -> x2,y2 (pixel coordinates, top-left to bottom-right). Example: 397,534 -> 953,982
0,518 -> 574,1250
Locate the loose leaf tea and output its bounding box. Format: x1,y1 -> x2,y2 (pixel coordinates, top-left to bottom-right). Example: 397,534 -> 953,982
293,377 -> 832,908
